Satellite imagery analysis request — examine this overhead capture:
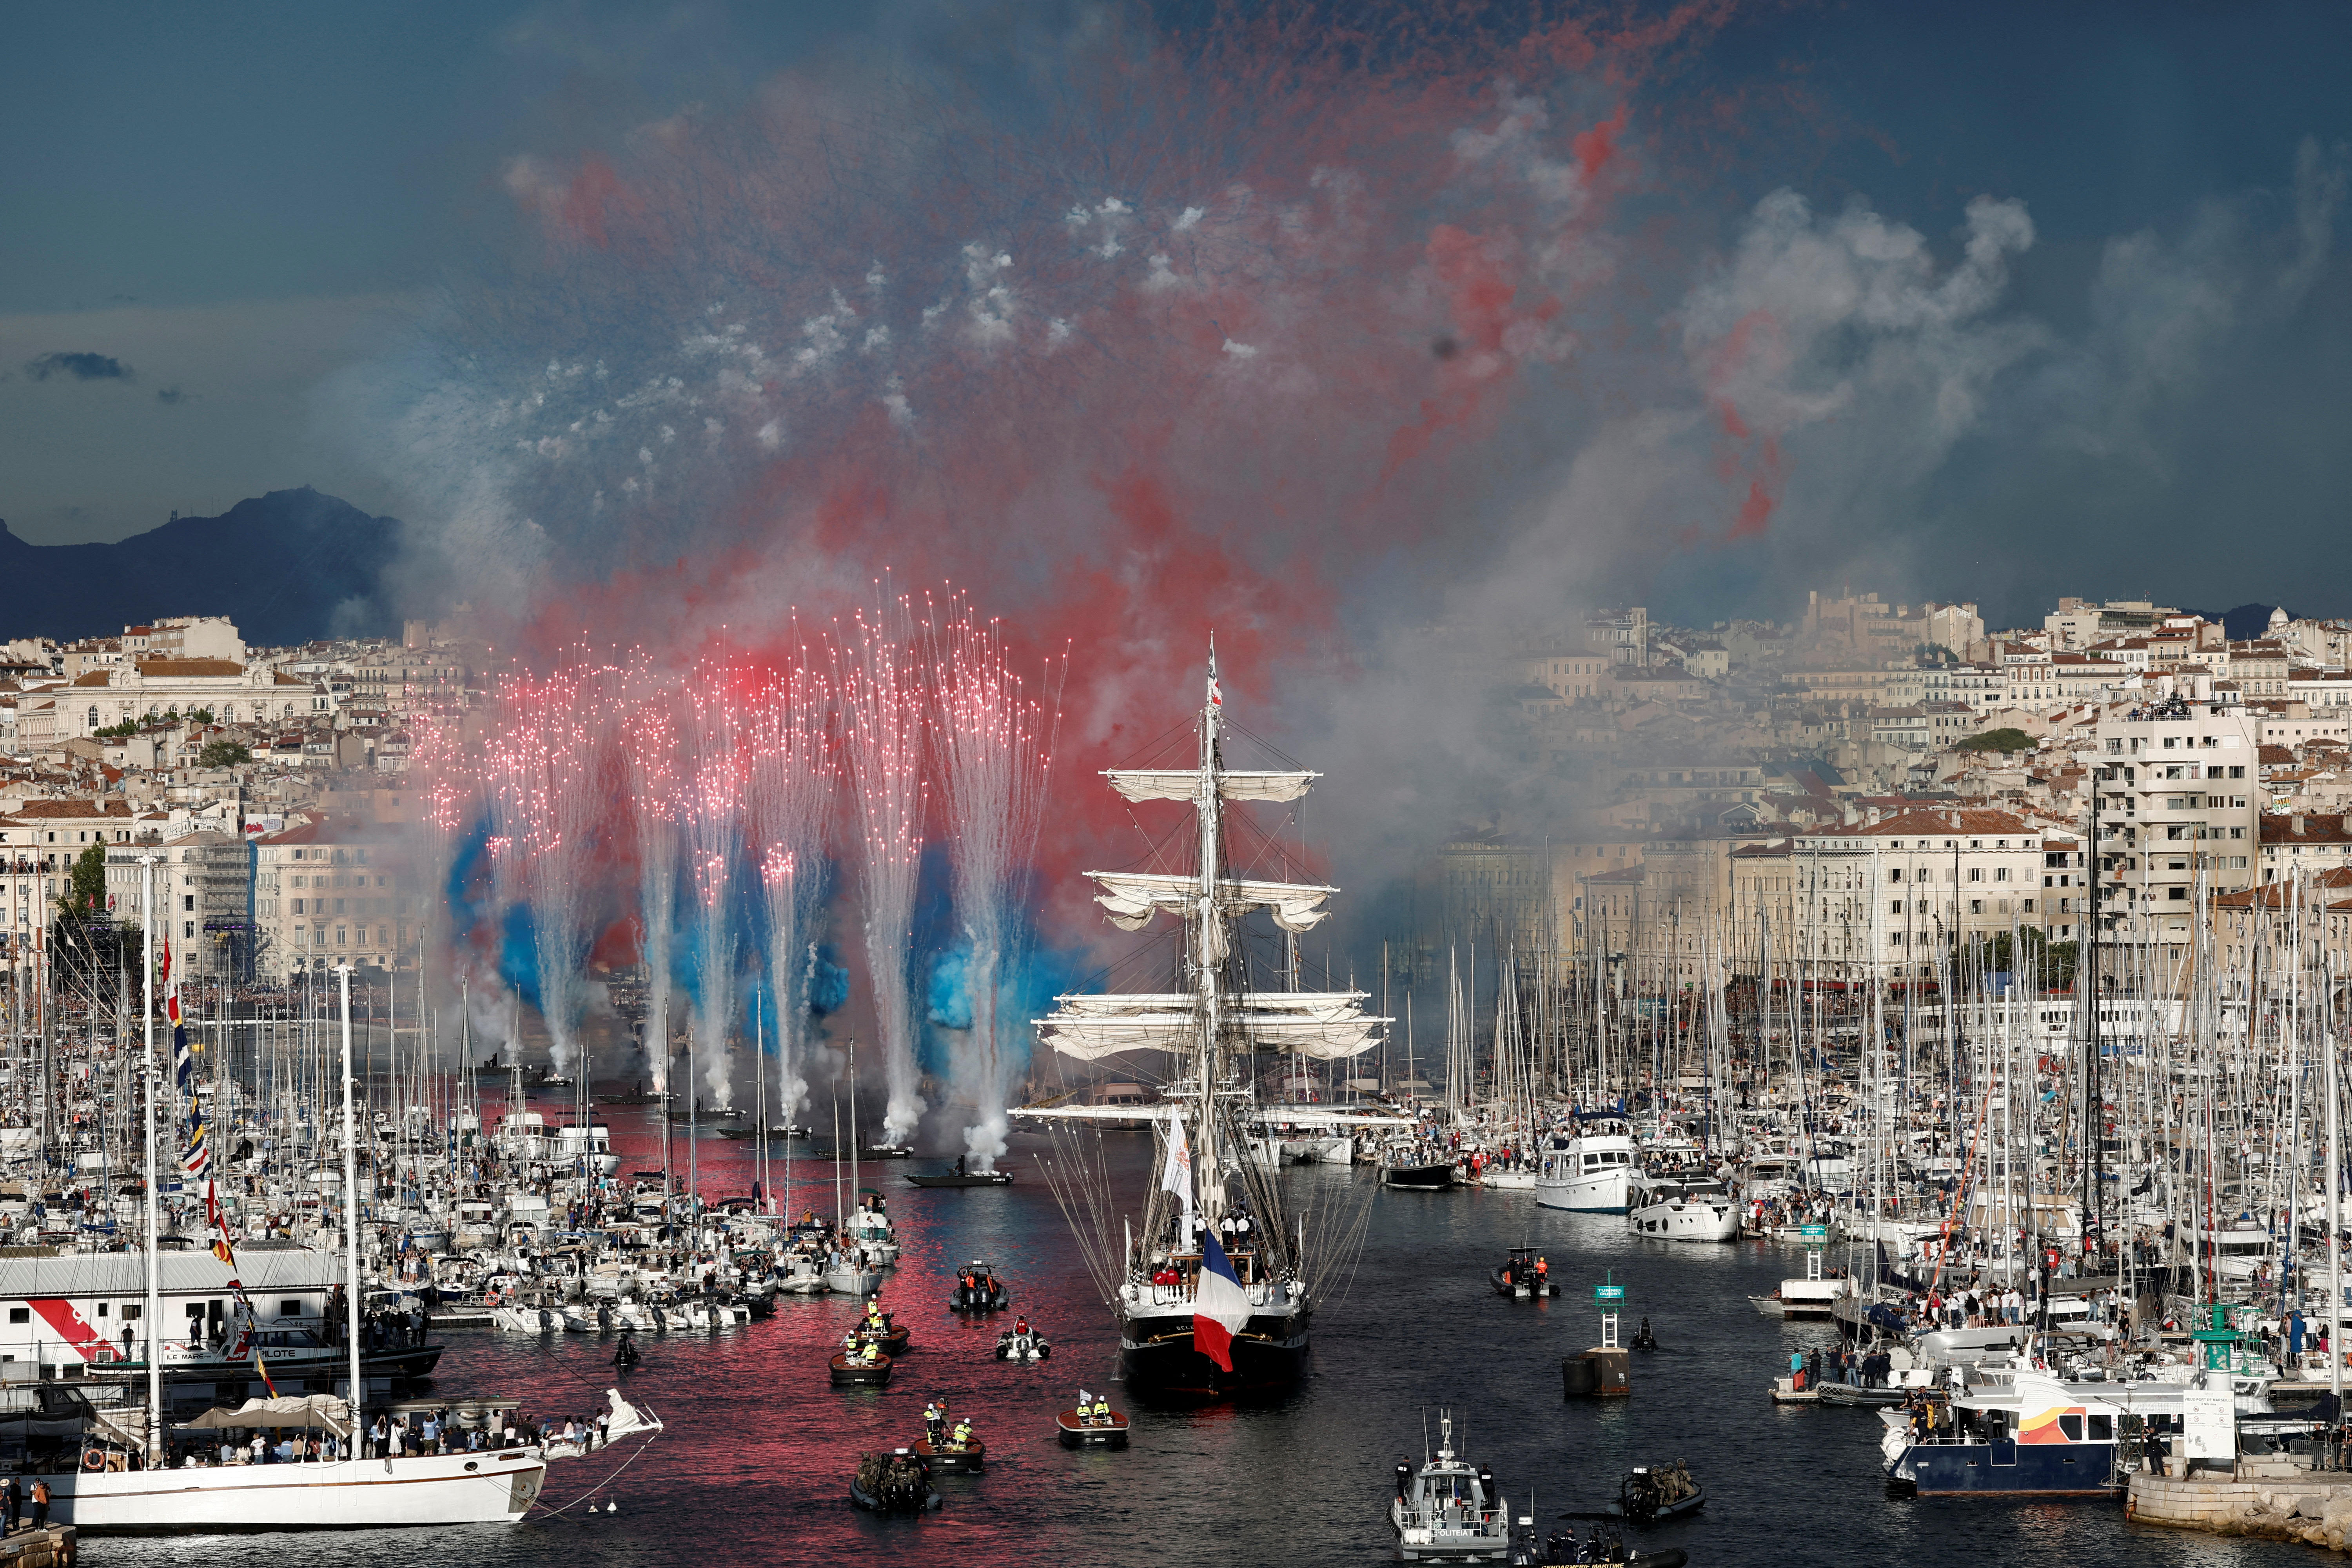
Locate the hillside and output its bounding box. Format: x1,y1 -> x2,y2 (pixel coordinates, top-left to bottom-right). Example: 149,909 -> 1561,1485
0,488 -> 402,646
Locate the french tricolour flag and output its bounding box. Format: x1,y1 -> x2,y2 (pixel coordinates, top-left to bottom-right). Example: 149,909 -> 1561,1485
1192,1232 -> 1252,1372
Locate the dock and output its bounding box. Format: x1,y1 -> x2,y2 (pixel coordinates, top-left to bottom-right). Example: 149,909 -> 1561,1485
0,1526 -> 74,1567
2128,1461 -> 2352,1548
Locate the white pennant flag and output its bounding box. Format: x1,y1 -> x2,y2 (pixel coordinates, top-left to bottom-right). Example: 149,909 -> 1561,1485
1160,1107 -> 1196,1235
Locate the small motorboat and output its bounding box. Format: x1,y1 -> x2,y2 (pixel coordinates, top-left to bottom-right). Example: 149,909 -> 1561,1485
830,1350 -> 895,1387
850,1449 -> 941,1513
1490,1247 -> 1559,1299
994,1325 -> 1052,1362
1515,1519 -> 1684,1568
950,1260 -> 1011,1312
1815,1380 -> 1909,1408
1382,1160 -> 1456,1191
861,1143 -> 915,1160
850,1316 -> 913,1359
1768,1374 -> 1820,1405
912,1436 -> 985,1473
1617,1462 -> 1703,1525
1057,1403 -> 1130,1449
907,1167 -> 1014,1188
1628,1318 -> 1658,1352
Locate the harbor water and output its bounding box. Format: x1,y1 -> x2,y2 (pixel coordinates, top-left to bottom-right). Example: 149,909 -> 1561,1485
93,1109 -> 2310,1568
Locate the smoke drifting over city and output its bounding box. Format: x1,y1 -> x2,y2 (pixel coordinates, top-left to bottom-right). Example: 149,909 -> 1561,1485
307,4 -> 2348,1140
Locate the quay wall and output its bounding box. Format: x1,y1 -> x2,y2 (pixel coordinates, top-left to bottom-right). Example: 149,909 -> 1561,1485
2129,1467 -> 2352,1550
0,1527 -> 74,1568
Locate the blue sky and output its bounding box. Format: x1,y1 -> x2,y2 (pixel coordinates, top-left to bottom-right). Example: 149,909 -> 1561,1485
2,1 -> 2347,628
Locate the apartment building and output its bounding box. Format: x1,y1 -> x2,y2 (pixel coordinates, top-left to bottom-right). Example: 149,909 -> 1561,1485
252,821 -> 420,980
2089,699 -> 2260,949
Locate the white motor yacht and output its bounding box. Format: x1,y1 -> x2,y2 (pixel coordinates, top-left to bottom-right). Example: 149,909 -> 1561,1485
1534,1128 -> 1636,1213
1626,1176 -> 1740,1242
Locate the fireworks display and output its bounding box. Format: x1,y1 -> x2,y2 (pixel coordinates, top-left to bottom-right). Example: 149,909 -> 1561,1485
434,596 -> 1056,1151
927,595 -> 1060,1169
833,603 -> 930,1147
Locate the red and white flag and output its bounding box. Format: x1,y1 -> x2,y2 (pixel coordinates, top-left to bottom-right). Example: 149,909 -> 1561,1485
162,938 -> 181,1027
1192,1232 -> 1252,1372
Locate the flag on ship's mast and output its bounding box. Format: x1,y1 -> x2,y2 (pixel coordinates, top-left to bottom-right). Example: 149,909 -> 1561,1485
1159,1107 -> 1196,1238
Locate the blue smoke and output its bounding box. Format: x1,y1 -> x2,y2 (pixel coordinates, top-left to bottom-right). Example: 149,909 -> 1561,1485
497,902 -> 543,1010
926,947 -> 975,1031
808,946 -> 850,1016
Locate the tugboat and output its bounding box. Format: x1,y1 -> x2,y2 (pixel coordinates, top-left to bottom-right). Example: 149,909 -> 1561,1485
830,1344 -> 894,1387
1392,1412 -> 1510,1561
994,1316 -> 1053,1362
950,1260 -> 1011,1312
1015,650 -> 1383,1405
1057,1389 -> 1130,1448
1491,1247 -> 1559,1298
849,1449 -> 941,1512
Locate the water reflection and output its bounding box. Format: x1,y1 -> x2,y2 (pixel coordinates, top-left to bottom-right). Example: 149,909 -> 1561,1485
88,1109 -> 2312,1568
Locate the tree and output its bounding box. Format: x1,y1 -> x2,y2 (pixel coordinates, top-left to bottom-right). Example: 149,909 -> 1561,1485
1955,727 -> 2034,754
49,842 -> 142,988
198,740 -> 252,768
58,842 -> 107,922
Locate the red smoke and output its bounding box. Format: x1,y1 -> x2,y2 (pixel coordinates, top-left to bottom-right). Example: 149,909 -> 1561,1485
479,4 -> 1755,903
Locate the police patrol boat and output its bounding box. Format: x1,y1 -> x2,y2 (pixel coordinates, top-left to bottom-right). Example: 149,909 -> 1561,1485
1392,1411 -> 1510,1562
1014,649 -> 1387,1405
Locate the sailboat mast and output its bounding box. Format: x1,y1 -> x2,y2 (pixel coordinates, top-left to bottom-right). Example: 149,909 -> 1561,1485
338,963 -> 363,1437
140,854 -> 163,1465
1194,659 -> 1223,1224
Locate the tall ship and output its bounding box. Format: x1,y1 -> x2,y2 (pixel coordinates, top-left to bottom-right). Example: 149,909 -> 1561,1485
1020,653 -> 1386,1404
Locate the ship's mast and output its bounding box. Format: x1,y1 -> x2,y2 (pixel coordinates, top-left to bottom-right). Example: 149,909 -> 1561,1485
1193,646 -> 1223,1226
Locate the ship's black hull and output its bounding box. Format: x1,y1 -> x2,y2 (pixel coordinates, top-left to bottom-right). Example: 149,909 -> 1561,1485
1118,1310 -> 1308,1405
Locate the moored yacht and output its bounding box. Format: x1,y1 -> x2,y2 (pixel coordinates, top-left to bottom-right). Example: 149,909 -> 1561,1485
1535,1127 -> 1635,1213
1624,1176 -> 1740,1243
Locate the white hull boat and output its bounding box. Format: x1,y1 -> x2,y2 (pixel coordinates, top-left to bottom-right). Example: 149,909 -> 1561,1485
1534,1132 -> 1635,1212
49,1448 -> 546,1531
1626,1180 -> 1740,1242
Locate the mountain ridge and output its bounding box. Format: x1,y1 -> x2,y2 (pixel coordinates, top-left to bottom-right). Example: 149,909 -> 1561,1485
0,488 -> 402,647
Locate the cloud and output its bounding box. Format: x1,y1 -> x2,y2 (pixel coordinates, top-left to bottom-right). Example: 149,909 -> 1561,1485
154,385 -> 191,406
24,350 -> 134,381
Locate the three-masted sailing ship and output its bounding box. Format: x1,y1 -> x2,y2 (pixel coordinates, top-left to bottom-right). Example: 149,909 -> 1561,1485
1021,653 -> 1385,1403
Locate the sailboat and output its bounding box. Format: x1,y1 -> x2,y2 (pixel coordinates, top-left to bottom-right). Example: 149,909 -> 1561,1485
47,868 -> 657,1530
1018,650 -> 1387,1404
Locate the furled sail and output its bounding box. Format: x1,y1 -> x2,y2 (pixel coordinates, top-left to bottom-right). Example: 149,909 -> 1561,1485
1037,990 -> 1387,1061
1089,871 -> 1338,933
1102,769 -> 1319,804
